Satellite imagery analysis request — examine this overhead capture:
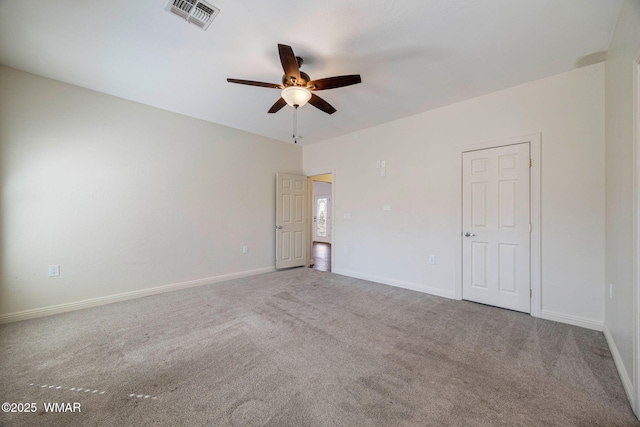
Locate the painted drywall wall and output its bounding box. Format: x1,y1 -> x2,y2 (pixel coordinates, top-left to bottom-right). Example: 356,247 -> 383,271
604,0 -> 640,408
0,66 -> 302,318
312,181 -> 332,196
304,63 -> 605,327
311,173 -> 333,183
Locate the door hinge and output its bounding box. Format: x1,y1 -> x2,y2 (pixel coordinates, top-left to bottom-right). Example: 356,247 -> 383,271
529,159 -> 532,168
530,289 -> 532,298
528,223 -> 532,233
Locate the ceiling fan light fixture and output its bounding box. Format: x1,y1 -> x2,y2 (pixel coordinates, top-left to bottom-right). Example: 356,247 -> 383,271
281,86 -> 311,108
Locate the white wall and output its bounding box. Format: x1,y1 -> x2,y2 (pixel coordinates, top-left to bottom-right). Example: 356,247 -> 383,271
0,66 -> 302,319
604,0 -> 640,412
312,181 -> 331,196
304,63 -> 605,327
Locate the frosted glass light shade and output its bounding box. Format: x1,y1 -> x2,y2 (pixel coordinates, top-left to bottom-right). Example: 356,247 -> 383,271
281,86 -> 312,107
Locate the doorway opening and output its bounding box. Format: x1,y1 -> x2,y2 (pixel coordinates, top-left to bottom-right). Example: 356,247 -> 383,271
308,173 -> 333,272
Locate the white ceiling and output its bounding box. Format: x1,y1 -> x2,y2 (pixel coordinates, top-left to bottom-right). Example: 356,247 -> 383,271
0,0 -> 624,145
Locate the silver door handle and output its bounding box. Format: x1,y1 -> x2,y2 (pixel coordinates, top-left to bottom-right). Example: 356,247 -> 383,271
276,226 -> 283,229
463,232 -> 476,237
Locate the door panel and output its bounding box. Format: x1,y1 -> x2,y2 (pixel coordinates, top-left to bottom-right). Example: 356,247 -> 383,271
499,180 -> 517,227
462,143 -> 530,313
471,242 -> 488,289
498,243 -> 517,293
276,173 -> 307,269
471,182 -> 488,227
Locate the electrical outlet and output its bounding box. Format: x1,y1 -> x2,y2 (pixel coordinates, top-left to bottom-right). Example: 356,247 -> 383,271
48,265 -> 60,277
380,168 -> 386,177
428,255 -> 436,265
343,246 -> 348,253
383,205 -> 391,211
242,246 -> 249,254
381,160 -> 386,168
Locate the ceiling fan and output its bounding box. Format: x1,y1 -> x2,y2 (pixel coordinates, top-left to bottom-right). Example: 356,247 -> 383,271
227,44 -> 362,115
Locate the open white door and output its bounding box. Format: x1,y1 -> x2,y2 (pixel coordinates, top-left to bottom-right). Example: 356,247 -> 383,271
276,173 -> 307,269
462,143 -> 531,313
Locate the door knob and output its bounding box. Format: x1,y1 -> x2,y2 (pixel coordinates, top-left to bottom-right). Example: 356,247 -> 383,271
464,232 -> 476,237
276,226 -> 283,229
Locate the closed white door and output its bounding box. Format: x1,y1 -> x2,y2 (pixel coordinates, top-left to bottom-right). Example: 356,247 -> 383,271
462,143 -> 531,313
276,173 -> 307,269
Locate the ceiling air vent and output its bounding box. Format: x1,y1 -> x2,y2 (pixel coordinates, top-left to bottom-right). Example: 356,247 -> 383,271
165,0 -> 220,30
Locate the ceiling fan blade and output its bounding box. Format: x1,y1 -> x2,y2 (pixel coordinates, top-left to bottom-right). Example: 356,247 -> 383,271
268,97 -> 287,114
227,78 -> 283,89
307,75 -> 362,91
308,93 -> 336,115
278,44 -> 301,83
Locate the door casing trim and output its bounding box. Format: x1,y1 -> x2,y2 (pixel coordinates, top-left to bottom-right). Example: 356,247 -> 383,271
633,53 -> 640,416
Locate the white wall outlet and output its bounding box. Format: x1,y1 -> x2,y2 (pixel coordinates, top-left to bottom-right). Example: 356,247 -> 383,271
375,160 -> 381,169
609,283 -> 613,299
48,265 -> 60,277
242,246 -> 248,254
381,160 -> 386,168
343,246 -> 348,253
383,205 -> 391,211
429,255 -> 436,265
380,168 -> 386,177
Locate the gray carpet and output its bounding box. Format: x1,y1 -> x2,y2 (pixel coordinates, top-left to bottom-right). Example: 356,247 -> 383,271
0,268 -> 638,426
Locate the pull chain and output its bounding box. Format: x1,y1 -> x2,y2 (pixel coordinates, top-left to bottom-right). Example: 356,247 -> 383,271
293,106 -> 298,144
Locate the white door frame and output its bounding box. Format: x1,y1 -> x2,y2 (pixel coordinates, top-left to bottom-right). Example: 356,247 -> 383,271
455,133 -> 541,318
633,54 -> 640,415
306,168 -> 336,269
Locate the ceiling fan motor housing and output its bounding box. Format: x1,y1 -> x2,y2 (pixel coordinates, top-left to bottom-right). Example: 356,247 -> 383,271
282,71 -> 311,87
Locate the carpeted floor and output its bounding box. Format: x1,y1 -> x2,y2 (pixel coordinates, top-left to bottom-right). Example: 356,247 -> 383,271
0,268 -> 638,426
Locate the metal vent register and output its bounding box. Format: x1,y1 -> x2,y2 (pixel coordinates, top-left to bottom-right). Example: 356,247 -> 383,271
165,0 -> 220,30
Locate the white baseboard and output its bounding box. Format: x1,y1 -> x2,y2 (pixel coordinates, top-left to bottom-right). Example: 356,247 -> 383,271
0,266 -> 276,324
332,268 -> 456,300
538,309 -> 603,331
603,324 -> 635,409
